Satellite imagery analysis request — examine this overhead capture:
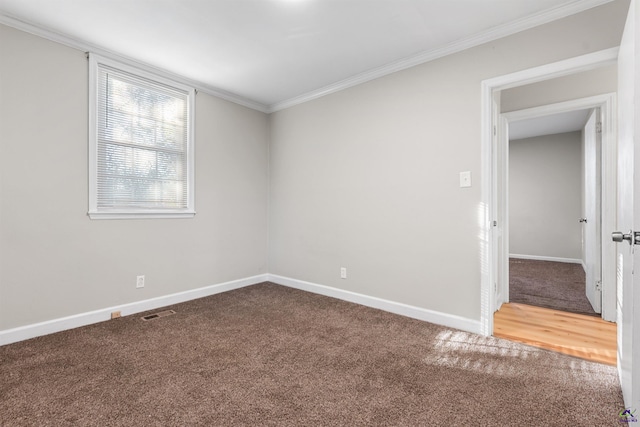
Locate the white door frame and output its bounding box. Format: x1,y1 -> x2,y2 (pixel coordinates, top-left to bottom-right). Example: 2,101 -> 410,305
500,94 -> 616,321
480,47 -> 619,336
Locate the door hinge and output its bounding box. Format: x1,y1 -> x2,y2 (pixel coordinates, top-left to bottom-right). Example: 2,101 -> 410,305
492,220 -> 497,227
596,122 -> 602,133
493,126 -> 497,136
596,280 -> 602,291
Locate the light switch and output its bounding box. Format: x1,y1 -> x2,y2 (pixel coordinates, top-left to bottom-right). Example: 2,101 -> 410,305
460,171 -> 471,188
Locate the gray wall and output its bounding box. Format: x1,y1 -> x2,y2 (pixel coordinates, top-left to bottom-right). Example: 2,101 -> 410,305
0,0 -> 629,332
0,24 -> 269,330
268,1 -> 628,320
509,132 -> 583,260
501,65 -> 618,112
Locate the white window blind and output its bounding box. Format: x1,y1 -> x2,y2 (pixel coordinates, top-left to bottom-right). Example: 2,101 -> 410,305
89,55 -> 195,219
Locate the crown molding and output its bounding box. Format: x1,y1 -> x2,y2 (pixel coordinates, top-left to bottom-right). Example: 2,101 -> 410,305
1,0 -> 615,114
267,0 -> 615,112
0,13 -> 270,113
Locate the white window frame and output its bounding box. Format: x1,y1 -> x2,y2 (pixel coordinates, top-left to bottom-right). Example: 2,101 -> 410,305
88,53 -> 195,219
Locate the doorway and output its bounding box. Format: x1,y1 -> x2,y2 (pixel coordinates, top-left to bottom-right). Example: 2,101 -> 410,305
498,96 -> 616,322
479,48 -> 619,337
491,95 -> 617,365
505,106 -> 603,317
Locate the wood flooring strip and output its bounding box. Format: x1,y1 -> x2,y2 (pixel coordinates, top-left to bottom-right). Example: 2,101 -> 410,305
493,303 -> 617,366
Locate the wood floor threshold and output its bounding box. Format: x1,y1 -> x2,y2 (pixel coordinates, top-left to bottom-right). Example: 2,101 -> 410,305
493,303 -> 617,366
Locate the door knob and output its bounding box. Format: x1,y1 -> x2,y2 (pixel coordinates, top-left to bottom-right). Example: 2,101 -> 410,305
612,230 -> 640,245
579,218 -> 587,223
612,231 -> 631,242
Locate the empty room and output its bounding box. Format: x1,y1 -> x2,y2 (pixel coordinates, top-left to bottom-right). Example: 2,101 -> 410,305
1,0 -> 640,425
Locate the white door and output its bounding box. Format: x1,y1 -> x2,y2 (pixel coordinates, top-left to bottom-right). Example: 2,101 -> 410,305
616,0 -> 640,409
583,109 -> 602,313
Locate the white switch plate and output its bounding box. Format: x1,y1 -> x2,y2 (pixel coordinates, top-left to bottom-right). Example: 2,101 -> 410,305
136,275 -> 145,288
340,267 -> 347,279
459,171 -> 471,188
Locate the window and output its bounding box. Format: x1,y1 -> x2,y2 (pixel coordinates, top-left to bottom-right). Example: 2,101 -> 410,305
89,54 -> 195,219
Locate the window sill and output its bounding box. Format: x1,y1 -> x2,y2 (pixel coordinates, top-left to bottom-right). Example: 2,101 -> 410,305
88,211 -> 196,220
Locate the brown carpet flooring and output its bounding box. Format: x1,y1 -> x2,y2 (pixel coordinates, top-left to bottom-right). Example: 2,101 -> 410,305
0,283 -> 622,426
509,258 -> 599,316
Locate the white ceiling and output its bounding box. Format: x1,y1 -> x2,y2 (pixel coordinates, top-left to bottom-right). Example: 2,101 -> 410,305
0,0 -> 613,111
509,109 -> 592,140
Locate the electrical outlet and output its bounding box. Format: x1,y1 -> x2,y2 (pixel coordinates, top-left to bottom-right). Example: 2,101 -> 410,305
340,267 -> 347,279
136,275 -> 145,288
111,311 -> 121,319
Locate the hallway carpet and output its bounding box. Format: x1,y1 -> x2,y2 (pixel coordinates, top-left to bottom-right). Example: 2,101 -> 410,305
509,258 -> 598,316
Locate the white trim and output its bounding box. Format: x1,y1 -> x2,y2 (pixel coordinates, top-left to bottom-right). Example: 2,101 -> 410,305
268,274 -> 482,334
503,94 -> 617,120
0,13 -> 269,113
0,274 -> 268,346
0,273 -> 484,346
509,254 -> 583,264
480,78 -> 495,337
502,93 -> 617,322
268,1 -> 615,112
0,2 -> 614,114
482,48 -> 619,93
88,53 -> 197,219
87,212 -> 196,220
480,50 -> 619,337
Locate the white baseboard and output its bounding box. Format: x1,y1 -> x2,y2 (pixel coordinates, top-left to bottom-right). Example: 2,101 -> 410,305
509,254 -> 582,264
0,274 -> 268,346
268,274 -> 482,335
1,272 -> 483,346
